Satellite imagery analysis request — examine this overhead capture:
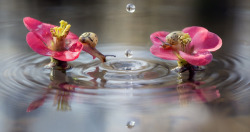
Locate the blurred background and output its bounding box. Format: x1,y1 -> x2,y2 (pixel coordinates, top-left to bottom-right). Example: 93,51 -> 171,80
1,0 -> 249,54
0,0 -> 250,132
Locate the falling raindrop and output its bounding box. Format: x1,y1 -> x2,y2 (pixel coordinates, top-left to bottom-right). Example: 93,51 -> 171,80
126,121 -> 135,129
125,49 -> 133,58
126,3 -> 135,13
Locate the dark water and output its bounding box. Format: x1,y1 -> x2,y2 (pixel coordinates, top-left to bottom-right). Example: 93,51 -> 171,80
0,0 -> 250,132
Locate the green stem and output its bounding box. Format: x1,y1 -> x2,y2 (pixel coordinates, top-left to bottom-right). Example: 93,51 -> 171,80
49,57 -> 68,70
177,59 -> 195,81
177,59 -> 188,67
188,67 -> 195,82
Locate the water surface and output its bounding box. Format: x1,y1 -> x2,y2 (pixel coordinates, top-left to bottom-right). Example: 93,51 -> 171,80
0,0 -> 250,132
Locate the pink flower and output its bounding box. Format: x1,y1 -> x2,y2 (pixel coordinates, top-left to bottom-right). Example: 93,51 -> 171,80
24,17 -> 106,62
150,26 -> 222,66
23,17 -> 83,61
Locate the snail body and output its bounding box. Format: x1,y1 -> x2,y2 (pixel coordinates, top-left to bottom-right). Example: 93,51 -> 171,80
79,32 -> 106,62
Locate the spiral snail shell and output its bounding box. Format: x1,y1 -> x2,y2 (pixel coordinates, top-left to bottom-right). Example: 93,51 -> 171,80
79,32 -> 98,48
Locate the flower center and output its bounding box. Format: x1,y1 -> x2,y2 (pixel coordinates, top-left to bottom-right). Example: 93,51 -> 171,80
49,20 -> 71,51
51,20 -> 71,38
165,31 -> 191,52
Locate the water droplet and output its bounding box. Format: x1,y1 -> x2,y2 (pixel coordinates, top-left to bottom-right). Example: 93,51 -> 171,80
126,3 -> 135,13
127,121 -> 135,129
65,39 -> 71,45
125,49 -> 133,58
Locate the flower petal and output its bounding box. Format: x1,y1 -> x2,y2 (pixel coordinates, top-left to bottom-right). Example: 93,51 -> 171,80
26,32 -> 52,56
150,31 -> 169,46
67,32 -> 79,40
24,17 -> 79,48
23,17 -> 54,45
65,32 -> 80,48
26,32 -> 83,61
182,26 -> 208,38
179,51 -> 213,66
190,31 -> 222,52
51,42 -> 83,61
23,17 -> 43,31
150,45 -> 178,60
24,17 -> 82,61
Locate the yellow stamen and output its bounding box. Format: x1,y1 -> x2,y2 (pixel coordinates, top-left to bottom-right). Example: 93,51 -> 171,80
49,20 -> 71,51
179,33 -> 191,45
50,20 -> 71,39
165,31 -> 192,52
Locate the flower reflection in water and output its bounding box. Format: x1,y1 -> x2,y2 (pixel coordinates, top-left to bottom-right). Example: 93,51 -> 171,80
27,67 -> 105,112
176,81 -> 220,106
26,65 -> 220,112
27,70 -> 74,112
176,72 -> 220,105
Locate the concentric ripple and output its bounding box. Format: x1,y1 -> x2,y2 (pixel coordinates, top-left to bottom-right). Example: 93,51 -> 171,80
0,44 -> 249,107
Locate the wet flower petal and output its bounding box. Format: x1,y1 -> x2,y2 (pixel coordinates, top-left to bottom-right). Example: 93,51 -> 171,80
23,17 -> 79,48
182,26 -> 208,38
24,17 -> 84,62
26,32 -> 52,56
26,32 -> 83,61
51,42 -> 83,61
150,31 -> 169,46
23,17 -> 43,31
24,17 -> 54,45
190,31 -> 222,52
150,45 -> 178,60
179,51 -> 213,66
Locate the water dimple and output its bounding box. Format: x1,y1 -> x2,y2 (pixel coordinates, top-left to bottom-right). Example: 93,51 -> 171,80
125,49 -> 133,58
109,60 -> 145,71
127,121 -> 136,129
126,3 -> 136,13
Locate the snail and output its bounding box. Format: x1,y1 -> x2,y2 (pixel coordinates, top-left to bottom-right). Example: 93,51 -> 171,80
157,31 -> 192,52
79,32 -> 106,62
79,32 -> 98,48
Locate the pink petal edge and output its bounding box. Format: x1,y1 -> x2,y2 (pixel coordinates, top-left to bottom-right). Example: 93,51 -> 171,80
150,45 -> 178,60
24,17 -> 54,46
150,31 -> 169,46
23,17 -> 43,31
182,26 -> 208,38
179,51 -> 213,66
190,31 -> 222,52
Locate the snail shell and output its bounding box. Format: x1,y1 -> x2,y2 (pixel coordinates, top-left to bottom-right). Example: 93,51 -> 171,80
79,32 -> 98,48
